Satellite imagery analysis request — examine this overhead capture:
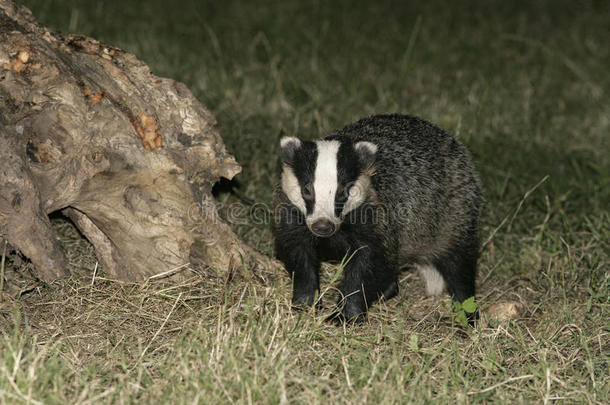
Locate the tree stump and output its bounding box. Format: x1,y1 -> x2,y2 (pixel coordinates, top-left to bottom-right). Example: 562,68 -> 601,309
0,0 -> 278,282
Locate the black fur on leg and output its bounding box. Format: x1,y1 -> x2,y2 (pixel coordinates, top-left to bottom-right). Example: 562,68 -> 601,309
337,243 -> 397,322
432,230 -> 479,326
306,209 -> 399,323
381,280 -> 399,300
274,206 -> 321,308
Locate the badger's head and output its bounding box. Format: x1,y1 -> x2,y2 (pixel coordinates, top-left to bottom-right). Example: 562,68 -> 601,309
279,136 -> 377,237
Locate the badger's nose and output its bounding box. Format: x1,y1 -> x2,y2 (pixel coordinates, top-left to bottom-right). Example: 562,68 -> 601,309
310,219 -> 337,237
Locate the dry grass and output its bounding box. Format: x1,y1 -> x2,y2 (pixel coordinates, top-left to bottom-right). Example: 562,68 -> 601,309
2,0 -> 609,403
1,214 -> 607,403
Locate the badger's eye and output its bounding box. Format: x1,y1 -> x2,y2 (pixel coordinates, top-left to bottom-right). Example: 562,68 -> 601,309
348,185 -> 359,198
302,183 -> 314,200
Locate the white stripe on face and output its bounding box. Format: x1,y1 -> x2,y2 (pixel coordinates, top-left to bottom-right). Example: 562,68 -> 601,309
341,173 -> 371,216
307,140 -> 341,226
281,165 -> 306,214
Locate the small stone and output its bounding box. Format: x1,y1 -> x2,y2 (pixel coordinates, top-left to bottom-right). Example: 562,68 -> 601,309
487,302 -> 524,321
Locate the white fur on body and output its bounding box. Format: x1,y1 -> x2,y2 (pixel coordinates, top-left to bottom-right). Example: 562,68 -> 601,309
416,264 -> 446,296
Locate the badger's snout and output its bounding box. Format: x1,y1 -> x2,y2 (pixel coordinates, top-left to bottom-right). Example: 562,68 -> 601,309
309,219 -> 338,237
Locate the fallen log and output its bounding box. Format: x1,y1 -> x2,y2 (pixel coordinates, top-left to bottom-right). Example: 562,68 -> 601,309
0,0 -> 278,282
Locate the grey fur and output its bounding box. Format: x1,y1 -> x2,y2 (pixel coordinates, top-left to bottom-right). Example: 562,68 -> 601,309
326,114 -> 482,271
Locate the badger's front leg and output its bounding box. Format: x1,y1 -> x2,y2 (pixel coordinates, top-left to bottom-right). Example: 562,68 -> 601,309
338,243 -> 397,322
275,228 -> 320,307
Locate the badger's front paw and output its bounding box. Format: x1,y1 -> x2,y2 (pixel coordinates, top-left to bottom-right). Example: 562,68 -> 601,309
291,291 -> 316,310
326,299 -> 367,324
342,300 -> 367,323
326,310 -> 366,325
382,280 -> 399,300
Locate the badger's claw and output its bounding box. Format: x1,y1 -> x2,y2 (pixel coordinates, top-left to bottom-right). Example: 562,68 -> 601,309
382,281 -> 399,300
291,292 -> 315,307
326,306 -> 367,325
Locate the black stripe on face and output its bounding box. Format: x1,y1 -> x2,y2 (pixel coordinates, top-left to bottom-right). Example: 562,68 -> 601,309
291,141 -> 318,214
335,141 -> 362,218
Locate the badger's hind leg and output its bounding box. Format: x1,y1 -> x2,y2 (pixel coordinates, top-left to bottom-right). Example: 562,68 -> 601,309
429,240 -> 479,324
430,247 -> 477,303
416,264 -> 446,296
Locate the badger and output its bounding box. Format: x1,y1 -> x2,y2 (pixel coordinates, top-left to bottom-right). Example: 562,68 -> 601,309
273,114 -> 482,322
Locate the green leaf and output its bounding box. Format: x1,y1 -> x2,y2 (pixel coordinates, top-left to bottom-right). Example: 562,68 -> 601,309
461,297 -> 477,313
455,311 -> 468,327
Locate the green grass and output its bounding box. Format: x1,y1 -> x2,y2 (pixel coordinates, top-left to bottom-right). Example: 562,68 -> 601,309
2,0 -> 609,403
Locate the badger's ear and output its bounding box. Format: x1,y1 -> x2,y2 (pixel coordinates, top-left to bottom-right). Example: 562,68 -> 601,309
280,136 -> 301,165
354,141 -> 377,170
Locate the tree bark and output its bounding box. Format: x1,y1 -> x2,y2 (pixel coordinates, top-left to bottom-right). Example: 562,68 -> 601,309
0,0 -> 278,282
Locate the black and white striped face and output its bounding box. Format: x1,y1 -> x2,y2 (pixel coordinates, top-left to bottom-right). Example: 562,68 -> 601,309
279,136 -> 377,237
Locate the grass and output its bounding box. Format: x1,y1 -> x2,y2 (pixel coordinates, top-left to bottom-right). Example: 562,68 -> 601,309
1,0 -> 609,403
